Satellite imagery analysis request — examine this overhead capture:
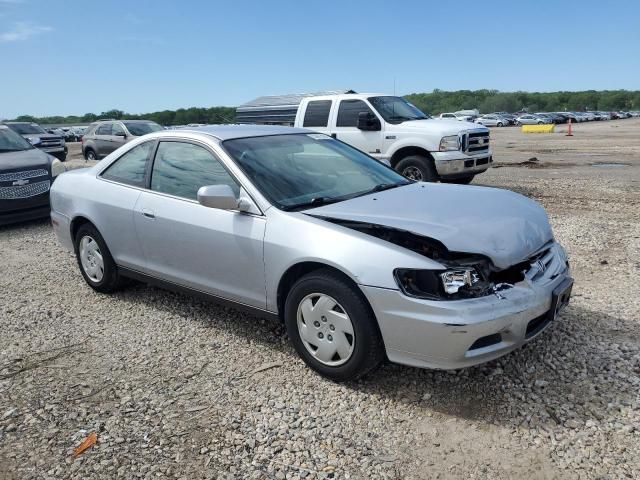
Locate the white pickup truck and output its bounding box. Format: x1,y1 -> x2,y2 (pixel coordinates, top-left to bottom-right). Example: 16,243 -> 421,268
236,91 -> 492,183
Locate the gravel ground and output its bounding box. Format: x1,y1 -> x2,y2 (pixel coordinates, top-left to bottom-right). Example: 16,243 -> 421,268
1,120 -> 639,479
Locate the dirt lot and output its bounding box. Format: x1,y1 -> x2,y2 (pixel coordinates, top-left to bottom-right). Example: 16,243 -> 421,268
1,120 -> 639,479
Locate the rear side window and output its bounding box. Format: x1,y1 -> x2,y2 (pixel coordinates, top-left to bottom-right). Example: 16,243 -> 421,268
150,141 -> 240,200
96,123 -> 112,135
303,100 -> 332,127
336,100 -> 373,127
101,141 -> 154,187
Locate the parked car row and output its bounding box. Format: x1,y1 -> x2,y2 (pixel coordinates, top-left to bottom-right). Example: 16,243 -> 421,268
473,110 -> 639,127
45,126 -> 88,142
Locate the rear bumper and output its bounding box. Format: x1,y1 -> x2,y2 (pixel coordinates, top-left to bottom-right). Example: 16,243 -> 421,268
432,150 -> 493,178
50,210 -> 74,251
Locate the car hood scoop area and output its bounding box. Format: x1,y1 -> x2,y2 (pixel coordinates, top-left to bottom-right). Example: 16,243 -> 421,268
306,183 -> 553,269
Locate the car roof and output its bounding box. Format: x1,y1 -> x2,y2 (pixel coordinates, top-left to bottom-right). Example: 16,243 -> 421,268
174,124 -> 311,140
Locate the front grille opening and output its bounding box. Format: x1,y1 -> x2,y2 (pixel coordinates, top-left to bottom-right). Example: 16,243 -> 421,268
525,312 -> 551,338
464,159 -> 475,168
468,333 -> 502,351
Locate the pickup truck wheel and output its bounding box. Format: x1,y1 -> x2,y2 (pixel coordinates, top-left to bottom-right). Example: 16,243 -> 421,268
396,155 -> 438,182
497,122 -> 504,127
284,269 -> 384,382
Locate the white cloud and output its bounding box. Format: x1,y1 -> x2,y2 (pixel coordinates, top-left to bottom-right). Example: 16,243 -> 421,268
0,21 -> 52,42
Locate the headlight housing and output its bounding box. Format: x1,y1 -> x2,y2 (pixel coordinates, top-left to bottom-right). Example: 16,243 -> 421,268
51,158 -> 66,178
439,135 -> 461,151
394,266 -> 490,300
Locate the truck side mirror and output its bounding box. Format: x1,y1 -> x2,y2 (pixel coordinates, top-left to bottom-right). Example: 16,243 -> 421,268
357,112 -> 381,131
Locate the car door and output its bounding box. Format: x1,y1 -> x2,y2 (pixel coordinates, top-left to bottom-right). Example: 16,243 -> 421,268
94,123 -> 113,157
329,99 -> 383,158
133,139 -> 267,308
110,122 -> 129,153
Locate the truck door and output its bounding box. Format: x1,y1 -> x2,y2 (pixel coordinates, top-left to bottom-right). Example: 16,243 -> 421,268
330,99 -> 384,159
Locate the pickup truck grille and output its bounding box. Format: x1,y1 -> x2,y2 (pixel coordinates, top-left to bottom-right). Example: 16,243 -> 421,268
40,138 -> 63,148
463,131 -> 490,154
0,180 -> 51,199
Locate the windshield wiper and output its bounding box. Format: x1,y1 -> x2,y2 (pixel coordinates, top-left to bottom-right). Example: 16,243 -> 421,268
283,196 -> 341,211
349,182 -> 408,199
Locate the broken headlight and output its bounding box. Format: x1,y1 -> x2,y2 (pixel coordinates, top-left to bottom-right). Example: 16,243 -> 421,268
394,267 -> 490,300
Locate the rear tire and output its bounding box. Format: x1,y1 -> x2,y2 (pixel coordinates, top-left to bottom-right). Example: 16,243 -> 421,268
74,223 -> 125,293
84,149 -> 97,161
396,155 -> 438,182
497,122 -> 503,127
284,269 -> 384,382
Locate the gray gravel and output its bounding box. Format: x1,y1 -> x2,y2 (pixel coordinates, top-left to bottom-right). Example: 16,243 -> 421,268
1,122 -> 639,479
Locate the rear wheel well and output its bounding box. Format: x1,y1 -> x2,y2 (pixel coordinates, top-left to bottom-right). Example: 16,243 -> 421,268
70,216 -> 93,250
277,262 -> 360,321
390,146 -> 434,169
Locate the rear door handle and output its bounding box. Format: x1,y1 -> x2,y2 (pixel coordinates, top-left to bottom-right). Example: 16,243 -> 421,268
141,209 -> 155,219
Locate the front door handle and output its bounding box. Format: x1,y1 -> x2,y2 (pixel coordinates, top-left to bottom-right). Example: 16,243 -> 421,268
141,209 -> 155,219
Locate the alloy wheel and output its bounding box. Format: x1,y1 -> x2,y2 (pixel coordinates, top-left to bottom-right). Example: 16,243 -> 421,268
402,166 -> 423,181
296,293 -> 355,366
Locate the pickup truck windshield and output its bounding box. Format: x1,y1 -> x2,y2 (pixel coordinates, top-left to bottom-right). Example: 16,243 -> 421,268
0,127 -> 34,153
223,134 -> 410,210
7,123 -> 47,135
368,96 -> 430,124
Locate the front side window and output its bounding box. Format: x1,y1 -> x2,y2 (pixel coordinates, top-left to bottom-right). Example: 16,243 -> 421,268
101,141 -> 154,186
336,100 -> 374,127
223,133 -> 409,210
303,100 -> 332,127
96,123 -> 112,135
112,123 -> 126,136
123,121 -> 163,136
0,127 -> 34,153
368,96 -> 429,124
151,141 -> 239,200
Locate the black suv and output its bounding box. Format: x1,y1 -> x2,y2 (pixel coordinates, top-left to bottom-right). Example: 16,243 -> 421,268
4,122 -> 67,161
82,120 -> 163,160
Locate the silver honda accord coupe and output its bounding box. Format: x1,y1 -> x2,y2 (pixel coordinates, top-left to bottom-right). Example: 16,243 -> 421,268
50,125 -> 573,381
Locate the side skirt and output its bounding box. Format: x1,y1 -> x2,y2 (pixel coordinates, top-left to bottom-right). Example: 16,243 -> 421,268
118,266 -> 280,322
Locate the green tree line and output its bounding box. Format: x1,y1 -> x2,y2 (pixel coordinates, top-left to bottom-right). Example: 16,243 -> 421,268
405,89 -> 640,115
9,90 -> 640,125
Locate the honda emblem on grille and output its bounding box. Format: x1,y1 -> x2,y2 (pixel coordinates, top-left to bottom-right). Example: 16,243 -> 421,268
12,179 -> 29,186
534,259 -> 546,273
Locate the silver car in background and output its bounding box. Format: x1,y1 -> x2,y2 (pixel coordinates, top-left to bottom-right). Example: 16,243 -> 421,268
50,126 -> 573,381
474,114 -> 509,127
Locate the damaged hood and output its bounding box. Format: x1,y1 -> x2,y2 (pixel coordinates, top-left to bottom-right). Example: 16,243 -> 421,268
306,183 -> 553,269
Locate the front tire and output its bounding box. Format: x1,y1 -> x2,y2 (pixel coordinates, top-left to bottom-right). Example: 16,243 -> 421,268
497,122 -> 503,127
396,155 -> 438,182
74,223 -> 125,293
284,269 -> 384,382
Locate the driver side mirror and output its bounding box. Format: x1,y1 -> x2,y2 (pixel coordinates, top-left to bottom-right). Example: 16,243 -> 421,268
357,112 -> 381,131
197,184 -> 254,212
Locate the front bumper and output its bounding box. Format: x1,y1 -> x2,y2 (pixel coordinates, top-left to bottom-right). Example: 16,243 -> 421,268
361,246 -> 572,369
50,210 -> 74,251
432,150 -> 493,178
0,195 -> 51,226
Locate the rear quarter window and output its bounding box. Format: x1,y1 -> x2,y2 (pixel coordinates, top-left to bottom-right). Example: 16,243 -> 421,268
303,100 -> 332,127
100,141 -> 154,187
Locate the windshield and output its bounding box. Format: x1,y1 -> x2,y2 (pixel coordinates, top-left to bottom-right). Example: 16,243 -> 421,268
368,96 -> 429,124
123,121 -> 163,136
7,123 -> 46,135
223,133 -> 410,210
0,127 -> 34,153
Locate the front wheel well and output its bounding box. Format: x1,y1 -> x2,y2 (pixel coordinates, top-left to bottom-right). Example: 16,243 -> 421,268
276,262 -> 360,321
389,146 -> 434,169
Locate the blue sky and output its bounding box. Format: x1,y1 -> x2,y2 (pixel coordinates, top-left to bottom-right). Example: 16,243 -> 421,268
1,0 -> 639,118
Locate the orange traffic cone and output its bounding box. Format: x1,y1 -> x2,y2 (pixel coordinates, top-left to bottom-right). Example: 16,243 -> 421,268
566,118 -> 573,136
